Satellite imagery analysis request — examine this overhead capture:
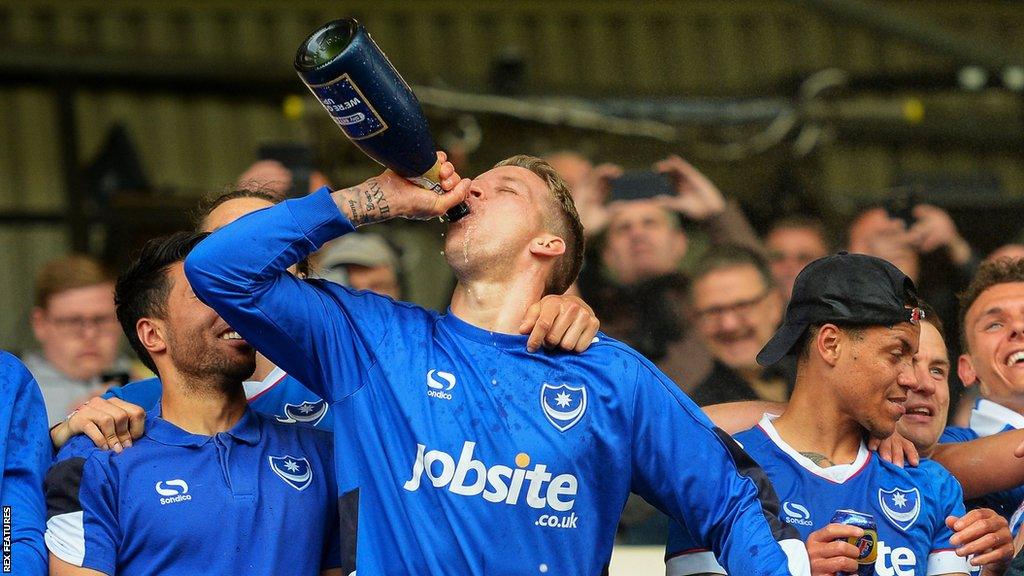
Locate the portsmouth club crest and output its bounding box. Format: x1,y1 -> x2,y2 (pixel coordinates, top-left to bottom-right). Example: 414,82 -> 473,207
878,486 -> 921,531
269,455 -> 313,491
540,383 -> 588,432
275,400 -> 329,426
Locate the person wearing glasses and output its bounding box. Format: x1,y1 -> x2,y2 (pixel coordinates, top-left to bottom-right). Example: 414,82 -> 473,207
688,245 -> 793,407
25,255 -> 131,424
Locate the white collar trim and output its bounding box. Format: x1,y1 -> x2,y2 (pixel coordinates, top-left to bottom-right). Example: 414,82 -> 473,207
757,413 -> 871,484
243,366 -> 287,400
969,398 -> 1024,437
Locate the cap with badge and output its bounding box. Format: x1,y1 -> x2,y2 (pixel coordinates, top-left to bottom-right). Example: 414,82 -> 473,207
756,251 -> 923,367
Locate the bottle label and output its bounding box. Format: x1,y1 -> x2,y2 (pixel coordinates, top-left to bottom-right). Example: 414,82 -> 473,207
307,73 -> 388,140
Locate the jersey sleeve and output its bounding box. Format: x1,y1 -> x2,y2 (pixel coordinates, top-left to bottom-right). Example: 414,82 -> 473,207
939,426 -> 977,444
627,360 -> 809,576
0,353 -> 50,574
318,432 -> 342,571
45,452 -> 120,575
102,377 -> 163,411
665,520 -> 727,575
184,187 -> 398,403
926,469 -> 972,575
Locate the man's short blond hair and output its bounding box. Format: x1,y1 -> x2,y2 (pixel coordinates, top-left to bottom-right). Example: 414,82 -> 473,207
493,155 -> 585,295
34,254 -> 112,309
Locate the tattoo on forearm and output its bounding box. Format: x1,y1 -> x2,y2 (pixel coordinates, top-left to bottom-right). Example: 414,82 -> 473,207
800,452 -> 837,468
334,179 -> 391,226
369,180 -> 390,219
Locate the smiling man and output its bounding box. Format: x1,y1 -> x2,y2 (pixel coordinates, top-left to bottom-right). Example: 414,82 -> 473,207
666,252 -> 972,576
688,245 -> 790,406
44,232 -> 341,576
940,258 -> 1024,523
184,153 -> 809,574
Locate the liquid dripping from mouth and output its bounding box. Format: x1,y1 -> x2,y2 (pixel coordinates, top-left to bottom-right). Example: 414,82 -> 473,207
463,223 -> 477,265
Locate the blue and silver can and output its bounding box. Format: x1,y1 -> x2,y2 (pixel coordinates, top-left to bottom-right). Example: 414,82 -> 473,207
831,509 -> 878,576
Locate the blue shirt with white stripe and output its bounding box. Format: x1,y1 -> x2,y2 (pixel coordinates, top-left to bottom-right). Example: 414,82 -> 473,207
44,405 -> 340,575
666,415 -> 971,576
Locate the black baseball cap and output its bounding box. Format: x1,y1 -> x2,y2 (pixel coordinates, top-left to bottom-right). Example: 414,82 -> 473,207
756,252 -> 922,366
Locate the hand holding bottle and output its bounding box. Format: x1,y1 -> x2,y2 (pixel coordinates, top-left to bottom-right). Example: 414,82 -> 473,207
332,152 -> 470,226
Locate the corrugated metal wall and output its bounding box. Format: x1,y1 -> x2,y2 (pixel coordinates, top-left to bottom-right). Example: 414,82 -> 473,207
1,0 -> 1021,349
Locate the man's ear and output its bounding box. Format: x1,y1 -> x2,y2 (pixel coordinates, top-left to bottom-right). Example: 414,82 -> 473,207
137,318 -> 168,357
958,353 -> 978,387
30,307 -> 48,341
529,235 -> 566,258
816,324 -> 842,367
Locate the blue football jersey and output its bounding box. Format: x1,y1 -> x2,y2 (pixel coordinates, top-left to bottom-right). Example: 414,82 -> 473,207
44,406 -> 340,575
940,398 -> 1024,526
0,351 -> 50,574
105,367 -> 331,430
184,188 -> 810,575
666,415 -> 972,576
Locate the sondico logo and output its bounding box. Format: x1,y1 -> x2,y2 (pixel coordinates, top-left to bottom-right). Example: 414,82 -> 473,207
870,541 -> 918,576
426,369 -> 456,400
781,501 -> 812,526
403,441 -> 578,521
155,479 -> 191,505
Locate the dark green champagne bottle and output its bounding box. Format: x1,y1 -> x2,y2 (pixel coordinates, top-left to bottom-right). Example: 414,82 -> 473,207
294,18 -> 469,221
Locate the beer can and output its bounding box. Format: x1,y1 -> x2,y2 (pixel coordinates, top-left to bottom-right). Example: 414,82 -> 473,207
831,509 -> 877,576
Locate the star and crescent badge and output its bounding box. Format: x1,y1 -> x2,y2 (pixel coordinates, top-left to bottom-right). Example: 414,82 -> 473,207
540,382 -> 588,432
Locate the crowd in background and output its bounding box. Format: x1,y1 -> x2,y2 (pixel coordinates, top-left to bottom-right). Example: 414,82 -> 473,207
9,145 -> 1024,574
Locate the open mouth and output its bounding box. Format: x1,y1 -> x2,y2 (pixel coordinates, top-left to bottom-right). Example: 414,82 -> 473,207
1005,350 -> 1024,367
219,330 -> 244,341
903,404 -> 933,419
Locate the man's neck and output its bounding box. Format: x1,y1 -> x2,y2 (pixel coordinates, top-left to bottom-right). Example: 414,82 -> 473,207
449,270 -> 547,334
159,369 -> 248,436
772,381 -> 864,467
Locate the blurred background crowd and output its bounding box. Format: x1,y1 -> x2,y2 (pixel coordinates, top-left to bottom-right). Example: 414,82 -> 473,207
1,0 -> 1023,558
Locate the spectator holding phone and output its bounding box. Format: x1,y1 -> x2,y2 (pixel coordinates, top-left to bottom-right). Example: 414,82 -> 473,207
579,154 -> 763,395
848,202 -> 978,385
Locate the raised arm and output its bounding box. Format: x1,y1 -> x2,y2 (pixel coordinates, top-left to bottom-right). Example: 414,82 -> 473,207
184,155 -> 467,402
630,363 -> 809,575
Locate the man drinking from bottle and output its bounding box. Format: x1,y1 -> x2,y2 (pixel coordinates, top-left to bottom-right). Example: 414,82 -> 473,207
184,152 -> 810,574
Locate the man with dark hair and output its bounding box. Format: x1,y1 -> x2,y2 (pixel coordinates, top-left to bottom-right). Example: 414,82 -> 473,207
938,258 -> 1024,524
666,253 -> 972,575
185,152 -> 810,574
688,245 -> 792,406
696,301 -> 1016,573
44,232 -> 342,576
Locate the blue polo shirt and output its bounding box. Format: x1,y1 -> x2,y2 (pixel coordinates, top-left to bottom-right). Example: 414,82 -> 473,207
45,405 -> 340,575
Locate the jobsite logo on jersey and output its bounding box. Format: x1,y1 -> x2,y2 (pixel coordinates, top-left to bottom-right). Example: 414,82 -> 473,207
403,441 -> 581,529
